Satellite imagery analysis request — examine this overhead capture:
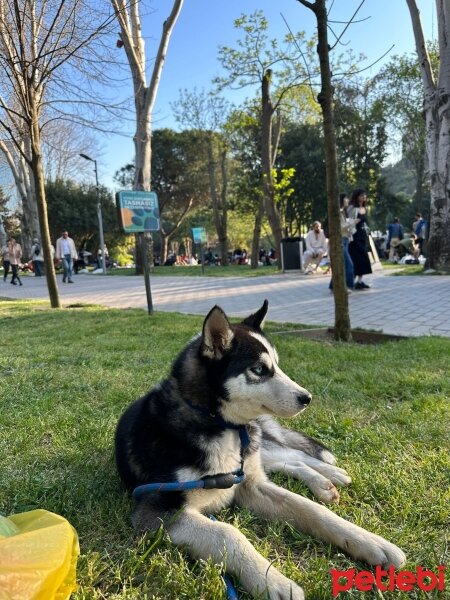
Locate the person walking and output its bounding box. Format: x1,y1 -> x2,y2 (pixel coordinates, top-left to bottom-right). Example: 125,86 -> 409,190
348,189 -> 372,289
1,242 -> 11,282
55,230 -> 78,283
30,238 -> 45,276
329,193 -> 357,293
7,237 -> 23,286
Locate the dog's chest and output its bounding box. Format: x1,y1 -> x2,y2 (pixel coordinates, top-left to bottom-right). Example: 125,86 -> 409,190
202,429 -> 242,474
176,429 -> 243,512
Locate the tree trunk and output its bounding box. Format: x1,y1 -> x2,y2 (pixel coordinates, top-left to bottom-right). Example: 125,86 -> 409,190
0,215 -> 6,247
219,146 -> 229,265
20,193 -> 39,258
30,119 -> 61,308
297,0 -> 351,341
207,135 -> 229,265
250,195 -> 265,269
112,0 -> 184,275
406,0 -> 450,272
261,69 -> 283,262
160,231 -> 170,265
413,153 -> 425,213
132,88 -> 152,274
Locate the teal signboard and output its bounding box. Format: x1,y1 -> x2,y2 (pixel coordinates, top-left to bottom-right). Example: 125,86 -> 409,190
192,227 -> 207,243
117,191 -> 160,233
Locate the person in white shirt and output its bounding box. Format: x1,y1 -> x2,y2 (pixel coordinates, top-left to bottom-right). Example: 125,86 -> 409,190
55,231 -> 78,283
303,221 -> 327,273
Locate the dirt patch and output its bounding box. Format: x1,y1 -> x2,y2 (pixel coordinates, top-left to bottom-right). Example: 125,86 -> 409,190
272,327 -> 408,344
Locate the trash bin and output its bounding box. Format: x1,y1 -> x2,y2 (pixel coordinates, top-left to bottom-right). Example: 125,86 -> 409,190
281,237 -> 303,272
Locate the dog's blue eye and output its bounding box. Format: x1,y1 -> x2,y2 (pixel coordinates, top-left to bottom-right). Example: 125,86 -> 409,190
250,365 -> 264,376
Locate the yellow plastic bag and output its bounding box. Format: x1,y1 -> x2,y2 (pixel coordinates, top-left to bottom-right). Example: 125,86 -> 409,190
0,509 -> 79,600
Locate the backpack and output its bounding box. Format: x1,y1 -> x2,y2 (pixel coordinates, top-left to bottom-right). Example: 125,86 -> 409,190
34,244 -> 40,256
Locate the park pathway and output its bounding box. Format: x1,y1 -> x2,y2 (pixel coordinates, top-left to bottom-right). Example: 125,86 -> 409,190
1,269 -> 449,337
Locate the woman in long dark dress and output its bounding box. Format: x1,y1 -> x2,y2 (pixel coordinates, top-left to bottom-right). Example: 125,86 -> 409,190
348,189 -> 372,289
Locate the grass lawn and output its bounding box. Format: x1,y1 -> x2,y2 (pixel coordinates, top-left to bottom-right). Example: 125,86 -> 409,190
0,300 -> 449,599
381,262 -> 449,277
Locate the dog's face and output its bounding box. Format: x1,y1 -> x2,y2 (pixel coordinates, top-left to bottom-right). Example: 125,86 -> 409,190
201,300 -> 311,424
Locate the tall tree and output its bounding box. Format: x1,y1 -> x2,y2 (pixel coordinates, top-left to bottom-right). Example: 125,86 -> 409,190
406,0 -> 450,272
216,11 -> 314,265
376,44 -> 439,219
0,0 -> 117,307
296,0 -> 351,341
0,136 -> 37,256
172,89 -> 231,265
111,0 -> 184,273
151,128 -> 210,263
226,103 -> 266,261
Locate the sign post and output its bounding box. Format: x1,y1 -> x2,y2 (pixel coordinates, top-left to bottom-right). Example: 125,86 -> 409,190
192,227 -> 207,275
117,191 -> 160,315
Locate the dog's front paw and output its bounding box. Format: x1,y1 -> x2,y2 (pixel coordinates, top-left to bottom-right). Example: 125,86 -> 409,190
311,479 -> 340,504
264,570 -> 305,600
305,461 -> 352,487
353,535 -> 406,569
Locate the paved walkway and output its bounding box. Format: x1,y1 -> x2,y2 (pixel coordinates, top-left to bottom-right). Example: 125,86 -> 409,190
1,269 -> 449,337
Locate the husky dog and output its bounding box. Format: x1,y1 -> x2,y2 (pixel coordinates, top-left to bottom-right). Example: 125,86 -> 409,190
115,301 -> 405,600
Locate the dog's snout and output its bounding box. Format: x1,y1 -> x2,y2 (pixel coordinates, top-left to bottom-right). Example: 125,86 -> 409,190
297,392 -> 311,407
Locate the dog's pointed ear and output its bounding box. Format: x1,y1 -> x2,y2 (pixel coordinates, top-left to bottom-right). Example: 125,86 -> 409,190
201,306 -> 234,359
241,299 -> 269,331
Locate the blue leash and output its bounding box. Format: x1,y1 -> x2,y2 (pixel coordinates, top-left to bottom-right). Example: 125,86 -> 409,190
132,470 -> 245,499
209,516 -> 240,600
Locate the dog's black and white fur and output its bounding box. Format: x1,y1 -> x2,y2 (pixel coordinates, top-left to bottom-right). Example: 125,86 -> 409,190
115,301 -> 405,599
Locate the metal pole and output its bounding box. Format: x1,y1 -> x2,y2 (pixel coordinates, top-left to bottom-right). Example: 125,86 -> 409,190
80,153 -> 106,275
140,233 -> 154,314
93,160 -> 107,275
200,243 -> 205,275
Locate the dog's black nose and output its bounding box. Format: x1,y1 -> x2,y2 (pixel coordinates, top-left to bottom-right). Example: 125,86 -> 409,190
297,393 -> 311,407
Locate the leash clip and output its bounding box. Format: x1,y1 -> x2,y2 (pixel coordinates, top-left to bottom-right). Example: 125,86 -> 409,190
201,470 -> 245,489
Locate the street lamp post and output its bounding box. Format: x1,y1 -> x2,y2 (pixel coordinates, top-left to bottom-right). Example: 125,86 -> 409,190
80,153 -> 107,275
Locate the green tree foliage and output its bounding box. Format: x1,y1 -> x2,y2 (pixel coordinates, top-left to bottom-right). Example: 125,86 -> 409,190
334,81 -> 388,197
226,103 -> 262,216
216,10 -> 319,262
375,44 -> 439,218
277,121 -> 327,232
45,179 -> 121,251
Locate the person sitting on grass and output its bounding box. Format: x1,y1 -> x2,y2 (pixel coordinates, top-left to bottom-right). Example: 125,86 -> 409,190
391,234 -> 420,261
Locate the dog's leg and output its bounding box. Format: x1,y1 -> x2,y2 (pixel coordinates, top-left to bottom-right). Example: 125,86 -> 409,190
261,443 -> 351,504
167,506 -> 305,600
236,480 -> 406,569
262,452 -> 340,504
258,416 -> 338,464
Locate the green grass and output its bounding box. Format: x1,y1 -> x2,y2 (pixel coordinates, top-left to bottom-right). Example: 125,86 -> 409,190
0,301 -> 449,599
108,264 -> 280,277
381,261 -> 449,276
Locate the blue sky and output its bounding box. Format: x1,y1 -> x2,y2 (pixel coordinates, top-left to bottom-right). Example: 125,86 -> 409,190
101,0 -> 436,189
